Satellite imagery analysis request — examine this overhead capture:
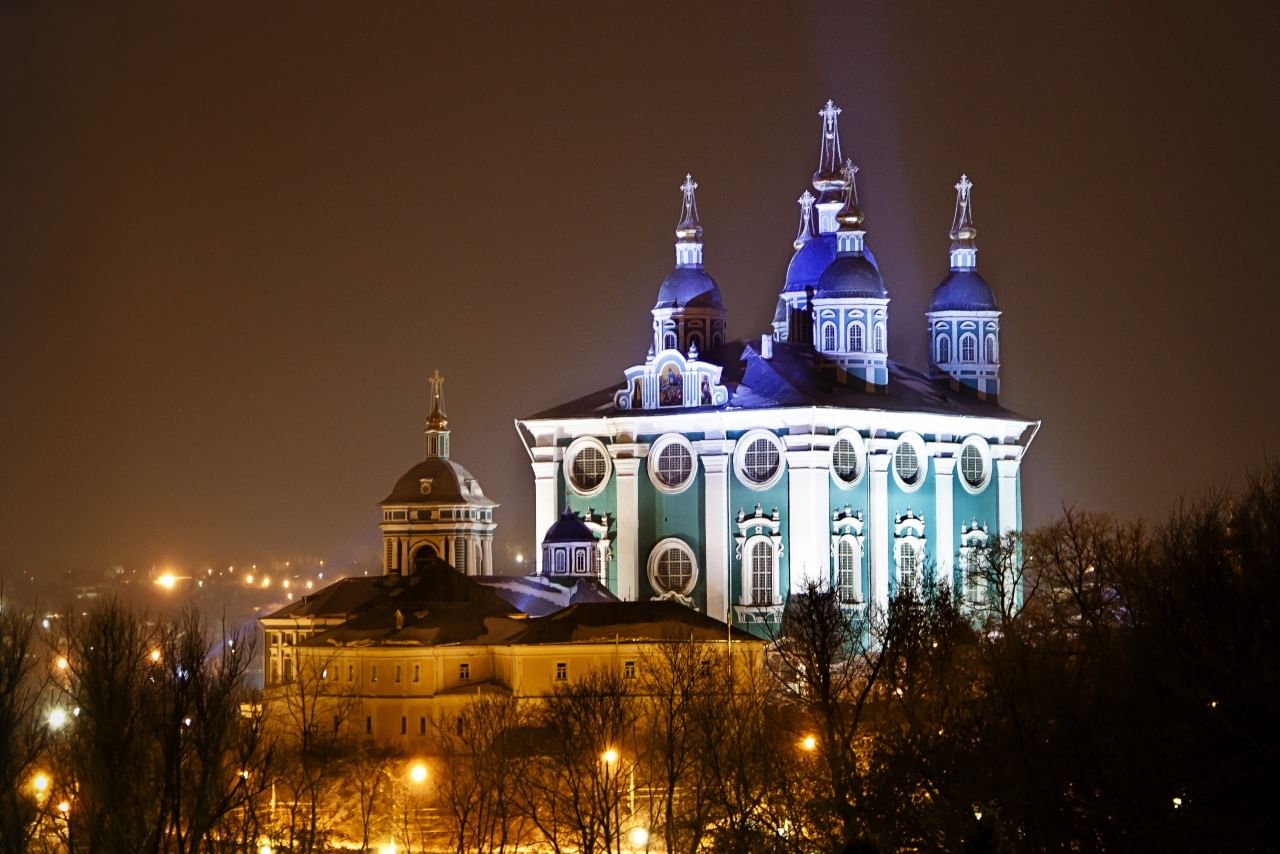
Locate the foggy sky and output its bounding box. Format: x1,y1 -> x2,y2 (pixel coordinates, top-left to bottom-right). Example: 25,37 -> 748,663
2,2 -> 1277,576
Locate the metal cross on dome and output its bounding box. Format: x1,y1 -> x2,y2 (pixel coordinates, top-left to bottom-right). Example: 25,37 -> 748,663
428,368 -> 445,401
819,99 -> 842,136
955,173 -> 973,205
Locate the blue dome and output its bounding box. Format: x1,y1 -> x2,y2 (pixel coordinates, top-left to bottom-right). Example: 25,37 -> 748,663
655,267 -> 723,309
929,270 -> 997,312
784,233 -> 838,293
814,253 -> 887,299
542,509 -> 594,544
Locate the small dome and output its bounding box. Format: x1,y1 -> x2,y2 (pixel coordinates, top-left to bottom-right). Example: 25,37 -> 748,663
381,458 -> 494,506
784,233 -> 837,293
542,509 -> 594,544
654,267 -> 723,309
815,253 -> 887,299
929,270 -> 997,312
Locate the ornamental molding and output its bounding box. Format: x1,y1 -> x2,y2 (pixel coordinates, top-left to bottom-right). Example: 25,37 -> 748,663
733,504 -> 783,560
614,349 -> 729,411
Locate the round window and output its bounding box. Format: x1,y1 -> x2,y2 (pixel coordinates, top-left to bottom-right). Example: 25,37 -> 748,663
957,437 -> 991,493
648,435 -> 696,493
564,438 -> 611,496
892,433 -> 928,492
647,538 -> 698,596
743,438 -> 779,484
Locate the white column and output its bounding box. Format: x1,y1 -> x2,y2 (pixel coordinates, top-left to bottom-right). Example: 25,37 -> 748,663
934,456 -> 956,592
996,458 -> 1021,536
531,460 -> 558,575
786,447 -> 831,594
697,447 -> 731,621
867,453 -> 891,612
614,458 -> 642,601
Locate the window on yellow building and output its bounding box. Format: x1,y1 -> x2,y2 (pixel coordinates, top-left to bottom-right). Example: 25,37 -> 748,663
555,661 -> 568,682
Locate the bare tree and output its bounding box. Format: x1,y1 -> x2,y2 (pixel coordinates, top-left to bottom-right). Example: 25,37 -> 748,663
0,600 -> 52,854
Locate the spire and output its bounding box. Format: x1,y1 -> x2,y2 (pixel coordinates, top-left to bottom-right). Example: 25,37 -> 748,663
674,173 -> 704,267
811,100 -> 848,198
793,190 -> 816,249
424,369 -> 450,459
834,159 -> 866,254
949,173 -> 978,270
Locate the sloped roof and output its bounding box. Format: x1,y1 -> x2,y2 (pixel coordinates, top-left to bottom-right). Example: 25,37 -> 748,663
381,457 -> 497,507
507,600 -> 759,645
474,574 -> 618,618
522,339 -> 1032,423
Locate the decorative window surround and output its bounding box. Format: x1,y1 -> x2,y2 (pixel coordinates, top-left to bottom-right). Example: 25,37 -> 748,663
734,504 -> 783,614
734,429 -> 786,491
830,506 -> 865,604
647,537 -> 699,605
892,432 -> 929,492
648,433 -> 698,493
959,519 -> 991,609
958,435 -> 992,494
894,508 -> 927,594
829,428 -> 867,488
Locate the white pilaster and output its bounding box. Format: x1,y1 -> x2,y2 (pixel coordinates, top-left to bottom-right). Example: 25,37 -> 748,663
868,453 -> 891,612
996,458 -> 1021,536
786,447 -> 830,594
531,460 -> 558,575
934,456 -> 956,592
614,457 -> 642,600
696,444 -> 732,621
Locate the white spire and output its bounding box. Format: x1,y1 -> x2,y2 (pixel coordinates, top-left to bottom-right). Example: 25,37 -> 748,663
675,173 -> 704,267
793,190 -> 816,249
811,100 -> 851,233
834,159 -> 866,254
949,173 -> 978,270
424,368 -> 450,459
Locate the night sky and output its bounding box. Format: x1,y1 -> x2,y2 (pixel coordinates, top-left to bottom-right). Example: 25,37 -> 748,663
2,2 -> 1277,577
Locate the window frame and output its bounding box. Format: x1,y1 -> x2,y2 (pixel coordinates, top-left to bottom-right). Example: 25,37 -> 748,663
829,428 -> 867,489
891,432 -> 929,493
733,429 -> 786,491
647,433 -> 698,494
957,436 -> 992,494
647,537 -> 699,597
563,436 -> 613,497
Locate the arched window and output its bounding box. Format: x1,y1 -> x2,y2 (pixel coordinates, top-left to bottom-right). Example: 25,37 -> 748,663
553,549 -> 567,574
936,335 -> 951,364
572,548 -> 587,574
822,323 -> 837,351
836,540 -> 858,603
750,540 -> 774,605
649,540 -> 697,596
848,322 -> 864,352
664,332 -> 677,349
873,323 -> 886,354
984,334 -> 997,363
960,333 -> 977,363
898,542 -> 919,592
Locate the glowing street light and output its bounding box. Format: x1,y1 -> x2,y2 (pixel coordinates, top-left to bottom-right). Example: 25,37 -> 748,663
601,748 -> 619,765
628,826 -> 650,847
56,800 -> 70,815
149,649 -> 162,663
800,735 -> 817,752
379,842 -> 397,854
155,573 -> 177,590
409,762 -> 428,785
47,708 -> 68,730
31,771 -> 50,796
54,655 -> 68,671
258,843 -> 273,854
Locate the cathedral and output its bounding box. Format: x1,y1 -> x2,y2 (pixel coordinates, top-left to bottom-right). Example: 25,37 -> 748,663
517,100 -> 1039,632
260,98 -> 1041,721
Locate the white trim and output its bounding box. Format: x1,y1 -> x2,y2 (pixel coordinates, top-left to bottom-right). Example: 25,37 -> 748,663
733,428 -> 786,491
563,436 -> 612,497
829,427 -> 867,489
891,432 -> 929,493
957,435 -> 992,494
741,534 -> 780,606
647,433 -> 698,494
646,537 -> 699,599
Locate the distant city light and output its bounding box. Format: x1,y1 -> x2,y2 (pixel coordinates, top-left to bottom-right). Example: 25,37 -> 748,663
261,577 -> 271,588
515,554 -> 524,565
245,574 -> 255,585
155,573 -> 177,590
1173,796 -> 1183,809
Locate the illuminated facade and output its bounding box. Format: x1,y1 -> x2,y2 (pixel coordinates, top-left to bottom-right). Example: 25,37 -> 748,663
518,100 -> 1040,633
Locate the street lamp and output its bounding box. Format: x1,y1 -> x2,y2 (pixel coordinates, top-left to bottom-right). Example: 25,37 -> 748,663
31,771 -> 50,798
48,708 -> 68,730
409,762 -> 428,785
800,735 -> 817,752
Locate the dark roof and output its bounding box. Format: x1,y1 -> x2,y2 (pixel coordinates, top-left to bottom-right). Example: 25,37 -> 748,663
522,339 -> 1033,426
654,267 -> 723,309
263,556 -> 518,624
542,509 -> 594,543
508,600 -> 759,644
784,233 -> 837,292
474,575 -> 619,617
381,457 -> 497,506
929,269 -> 998,312
814,253 -> 887,299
